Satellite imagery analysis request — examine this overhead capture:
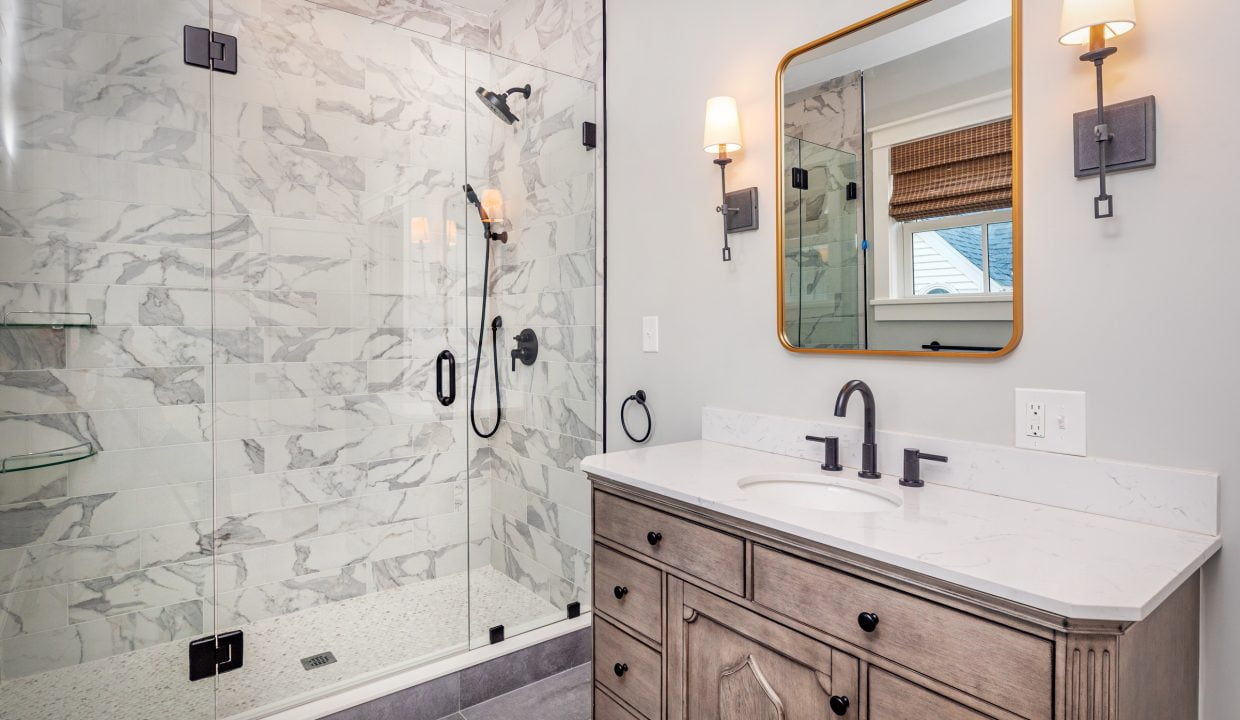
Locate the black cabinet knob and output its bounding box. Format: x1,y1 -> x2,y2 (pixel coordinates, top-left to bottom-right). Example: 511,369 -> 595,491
646,531 -> 662,546
829,695 -> 850,716
857,612 -> 879,633
614,662 -> 629,677
613,585 -> 629,600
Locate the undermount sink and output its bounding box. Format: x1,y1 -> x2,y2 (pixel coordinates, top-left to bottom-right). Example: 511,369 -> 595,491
737,473 -> 902,513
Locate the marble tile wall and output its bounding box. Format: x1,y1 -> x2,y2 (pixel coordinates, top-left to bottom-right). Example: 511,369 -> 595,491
489,0 -> 603,83
0,0 -> 480,683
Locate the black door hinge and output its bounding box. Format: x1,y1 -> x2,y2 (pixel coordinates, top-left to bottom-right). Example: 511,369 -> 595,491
582,121 -> 597,150
489,625 -> 505,644
792,167 -> 809,190
189,630 -> 244,681
184,26 -> 238,74
567,601 -> 581,619
845,181 -> 858,201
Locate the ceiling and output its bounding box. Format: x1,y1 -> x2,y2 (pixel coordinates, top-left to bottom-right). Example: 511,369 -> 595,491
443,0 -> 510,15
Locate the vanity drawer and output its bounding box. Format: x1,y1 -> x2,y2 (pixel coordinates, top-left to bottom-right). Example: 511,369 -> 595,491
595,686 -> 643,720
752,545 -> 1052,720
594,491 -> 745,595
594,617 -> 661,720
594,543 -> 663,642
869,668 -> 997,720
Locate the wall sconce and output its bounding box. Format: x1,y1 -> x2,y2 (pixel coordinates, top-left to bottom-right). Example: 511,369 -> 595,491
702,96 -> 758,261
1060,0 -> 1155,219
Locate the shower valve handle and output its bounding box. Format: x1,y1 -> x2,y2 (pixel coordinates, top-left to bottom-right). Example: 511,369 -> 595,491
510,329 -> 539,371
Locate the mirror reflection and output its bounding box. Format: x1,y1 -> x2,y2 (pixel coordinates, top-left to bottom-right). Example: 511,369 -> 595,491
779,0 -> 1018,355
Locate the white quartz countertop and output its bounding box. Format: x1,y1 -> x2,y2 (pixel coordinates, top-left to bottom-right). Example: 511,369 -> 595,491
582,441 -> 1221,622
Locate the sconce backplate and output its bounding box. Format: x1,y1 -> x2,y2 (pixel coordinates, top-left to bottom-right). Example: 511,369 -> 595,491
1073,95 -> 1156,177
724,187 -> 759,232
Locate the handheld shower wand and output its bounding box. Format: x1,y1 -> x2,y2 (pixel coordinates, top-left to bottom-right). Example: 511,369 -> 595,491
465,184 -> 508,438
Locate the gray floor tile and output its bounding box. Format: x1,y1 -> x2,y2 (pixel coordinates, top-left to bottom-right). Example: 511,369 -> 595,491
460,663 -> 592,720
458,627 -> 591,707
323,672 -> 460,720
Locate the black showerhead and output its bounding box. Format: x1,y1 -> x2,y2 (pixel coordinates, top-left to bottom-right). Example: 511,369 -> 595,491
475,84 -> 532,125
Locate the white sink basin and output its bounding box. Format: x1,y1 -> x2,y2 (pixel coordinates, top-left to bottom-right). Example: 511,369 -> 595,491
737,473 -> 902,513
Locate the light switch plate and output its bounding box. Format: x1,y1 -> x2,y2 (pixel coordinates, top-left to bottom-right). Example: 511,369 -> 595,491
1015,389 -> 1086,456
642,316 -> 659,353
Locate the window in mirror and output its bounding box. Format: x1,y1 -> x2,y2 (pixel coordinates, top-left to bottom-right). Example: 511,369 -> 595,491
906,211 -> 1012,296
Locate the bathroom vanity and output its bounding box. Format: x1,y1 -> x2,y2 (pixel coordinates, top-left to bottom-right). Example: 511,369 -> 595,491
585,441 -> 1220,720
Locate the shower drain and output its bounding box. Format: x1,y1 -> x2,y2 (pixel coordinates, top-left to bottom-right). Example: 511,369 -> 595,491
300,652 -> 337,670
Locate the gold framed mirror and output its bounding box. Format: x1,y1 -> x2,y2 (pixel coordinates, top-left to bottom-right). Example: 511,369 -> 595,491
776,0 -> 1022,358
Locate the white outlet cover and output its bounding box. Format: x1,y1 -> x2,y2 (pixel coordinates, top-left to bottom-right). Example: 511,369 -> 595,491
1014,389 -> 1087,456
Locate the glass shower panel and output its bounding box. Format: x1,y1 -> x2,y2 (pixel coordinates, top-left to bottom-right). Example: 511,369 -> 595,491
207,0 -> 471,715
464,50 -> 598,648
784,138 -> 861,349
0,0 -> 217,718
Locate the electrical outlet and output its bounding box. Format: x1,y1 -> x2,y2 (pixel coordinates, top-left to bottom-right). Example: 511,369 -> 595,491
1026,401 -> 1046,438
1014,389 -> 1086,456
642,316 -> 659,353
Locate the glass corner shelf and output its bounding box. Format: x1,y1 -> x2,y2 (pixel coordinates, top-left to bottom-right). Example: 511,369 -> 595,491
2,310 -> 96,329
2,442 -> 97,474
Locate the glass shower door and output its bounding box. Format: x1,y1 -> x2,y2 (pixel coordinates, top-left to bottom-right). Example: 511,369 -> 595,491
463,50 -> 598,648
784,138 -> 862,349
207,1 -> 473,716
0,0 -> 218,718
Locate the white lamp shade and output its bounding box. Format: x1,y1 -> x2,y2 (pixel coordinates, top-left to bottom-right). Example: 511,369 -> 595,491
1059,0 -> 1136,45
702,96 -> 742,154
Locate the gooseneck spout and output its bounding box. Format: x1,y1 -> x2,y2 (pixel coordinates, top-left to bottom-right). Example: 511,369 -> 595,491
834,379 -> 880,479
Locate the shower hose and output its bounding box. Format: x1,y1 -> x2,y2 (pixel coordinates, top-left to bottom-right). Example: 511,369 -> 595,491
470,235 -> 502,439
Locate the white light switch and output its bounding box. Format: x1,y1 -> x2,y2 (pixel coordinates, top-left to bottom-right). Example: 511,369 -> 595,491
1014,388 -> 1086,456
642,316 -> 659,353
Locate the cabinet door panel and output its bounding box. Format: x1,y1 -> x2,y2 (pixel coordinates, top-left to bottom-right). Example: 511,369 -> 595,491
869,667 -> 996,720
674,584 -> 858,720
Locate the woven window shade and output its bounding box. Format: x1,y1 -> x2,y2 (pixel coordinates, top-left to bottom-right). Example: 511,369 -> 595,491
889,119 -> 1012,222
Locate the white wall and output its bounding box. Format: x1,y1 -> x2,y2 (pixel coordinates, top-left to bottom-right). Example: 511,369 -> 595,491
605,0 -> 1240,715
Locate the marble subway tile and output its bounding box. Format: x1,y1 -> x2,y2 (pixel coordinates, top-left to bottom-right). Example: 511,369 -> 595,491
0,366 -> 208,415
214,505 -> 320,554
66,560 -> 210,623
318,481 -> 461,535
0,586 -> 69,640
213,564 -> 368,628
66,443 -> 212,495
0,327 -> 66,372
2,532 -> 141,593
66,325 -> 214,368
371,542 -> 466,590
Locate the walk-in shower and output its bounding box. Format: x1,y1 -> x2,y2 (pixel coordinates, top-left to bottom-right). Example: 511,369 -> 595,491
0,1 -> 599,718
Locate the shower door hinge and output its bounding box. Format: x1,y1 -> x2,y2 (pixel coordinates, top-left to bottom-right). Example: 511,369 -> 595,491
184,26 -> 239,74
189,630 -> 245,681
582,121 -> 597,149
791,167 -> 809,190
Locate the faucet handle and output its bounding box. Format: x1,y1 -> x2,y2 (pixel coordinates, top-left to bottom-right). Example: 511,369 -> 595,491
806,435 -> 844,472
901,448 -> 947,488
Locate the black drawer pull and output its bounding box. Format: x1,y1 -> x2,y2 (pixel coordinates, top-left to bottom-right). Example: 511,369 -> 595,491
646,531 -> 662,546
613,585 -> 629,600
830,695 -> 850,716
857,612 -> 879,633
613,662 -> 629,677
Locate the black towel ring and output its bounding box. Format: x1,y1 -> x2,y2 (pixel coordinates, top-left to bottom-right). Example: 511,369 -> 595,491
621,390 -> 652,444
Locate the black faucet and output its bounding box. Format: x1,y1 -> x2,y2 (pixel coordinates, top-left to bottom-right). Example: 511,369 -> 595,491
834,379 -> 880,479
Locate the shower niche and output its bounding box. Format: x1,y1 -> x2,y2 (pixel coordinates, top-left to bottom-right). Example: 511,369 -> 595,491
0,1 -> 600,718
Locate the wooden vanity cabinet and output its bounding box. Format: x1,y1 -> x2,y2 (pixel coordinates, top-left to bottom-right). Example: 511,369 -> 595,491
590,479 -> 1203,720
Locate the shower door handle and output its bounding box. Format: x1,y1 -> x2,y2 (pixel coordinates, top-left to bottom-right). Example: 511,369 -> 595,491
436,350 -> 456,406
